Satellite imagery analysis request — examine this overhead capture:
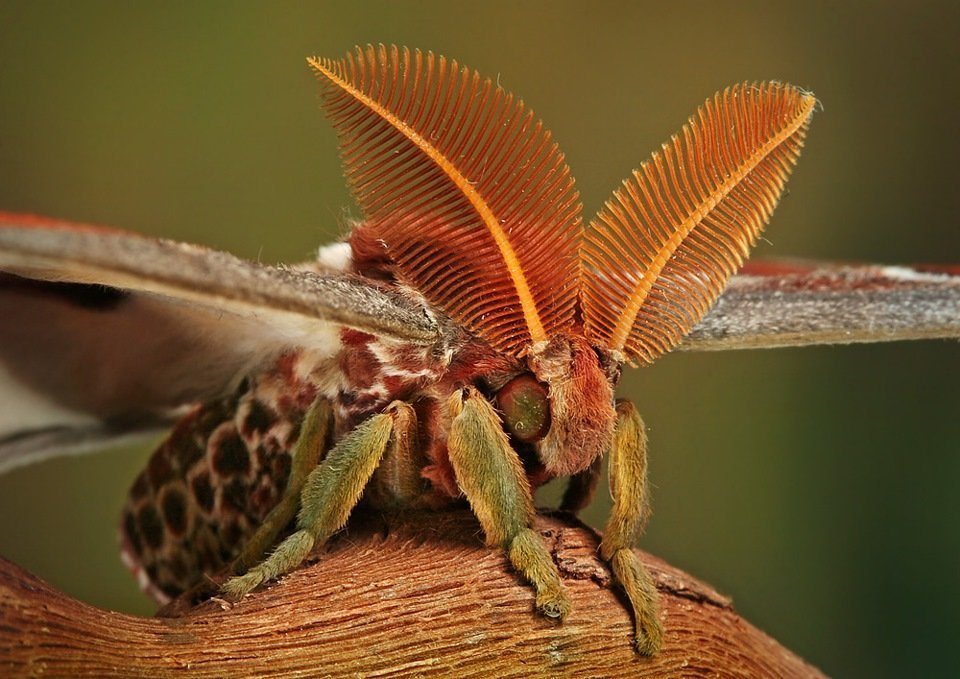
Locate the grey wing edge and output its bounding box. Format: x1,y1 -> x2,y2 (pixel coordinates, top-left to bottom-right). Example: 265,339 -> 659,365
683,261 -> 960,351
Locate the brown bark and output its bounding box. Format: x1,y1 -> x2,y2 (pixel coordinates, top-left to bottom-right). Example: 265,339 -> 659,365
0,510 -> 824,678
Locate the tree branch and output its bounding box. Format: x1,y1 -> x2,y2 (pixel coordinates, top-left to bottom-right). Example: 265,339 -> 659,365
0,511 -> 824,678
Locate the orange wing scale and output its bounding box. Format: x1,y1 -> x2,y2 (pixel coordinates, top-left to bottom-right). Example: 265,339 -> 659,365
581,82 -> 816,365
309,45 -> 582,356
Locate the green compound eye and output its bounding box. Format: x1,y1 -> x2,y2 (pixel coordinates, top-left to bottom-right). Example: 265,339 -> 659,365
495,374 -> 551,443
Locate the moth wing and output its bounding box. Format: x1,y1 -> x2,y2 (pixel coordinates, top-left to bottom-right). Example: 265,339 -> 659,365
683,261 -> 960,351
0,214 -> 444,474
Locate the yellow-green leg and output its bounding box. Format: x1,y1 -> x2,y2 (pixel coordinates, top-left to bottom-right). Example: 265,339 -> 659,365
222,402 -> 414,599
601,399 -> 662,655
367,402 -> 427,508
447,387 -> 571,620
229,398 -> 332,575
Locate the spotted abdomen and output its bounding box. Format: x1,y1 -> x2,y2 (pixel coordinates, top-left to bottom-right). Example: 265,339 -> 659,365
120,353 -> 320,603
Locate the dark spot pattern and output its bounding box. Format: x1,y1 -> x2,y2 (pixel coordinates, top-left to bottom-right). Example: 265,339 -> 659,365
284,421 -> 303,449
221,521 -> 245,550
147,452 -> 174,489
196,405 -> 227,438
123,511 -> 141,554
120,350 -> 333,600
211,431 -> 251,477
168,555 -> 189,582
170,434 -> 205,470
242,400 -> 275,437
191,472 -> 215,513
161,488 -> 188,536
137,505 -> 165,550
129,474 -> 149,501
221,479 -> 248,512
271,450 -> 292,483
166,424 -> 201,467
250,485 -> 277,517
195,528 -> 223,574
159,582 -> 182,601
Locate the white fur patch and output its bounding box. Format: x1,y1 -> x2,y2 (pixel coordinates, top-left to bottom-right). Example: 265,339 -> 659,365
315,242 -> 353,272
367,341 -> 439,380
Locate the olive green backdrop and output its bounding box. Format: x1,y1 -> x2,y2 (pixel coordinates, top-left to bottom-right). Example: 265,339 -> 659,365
0,2 -> 958,676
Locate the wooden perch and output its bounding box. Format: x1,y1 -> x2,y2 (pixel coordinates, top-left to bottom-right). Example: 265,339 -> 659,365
0,510 -> 824,678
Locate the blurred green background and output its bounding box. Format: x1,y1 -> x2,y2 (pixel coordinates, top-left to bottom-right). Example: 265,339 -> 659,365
0,1 -> 958,676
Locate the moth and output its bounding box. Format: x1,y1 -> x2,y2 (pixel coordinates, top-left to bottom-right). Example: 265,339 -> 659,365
1,45 -> 959,655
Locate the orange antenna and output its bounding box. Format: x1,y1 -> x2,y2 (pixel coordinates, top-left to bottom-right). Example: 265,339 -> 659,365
309,45 -> 582,355
581,82 -> 816,365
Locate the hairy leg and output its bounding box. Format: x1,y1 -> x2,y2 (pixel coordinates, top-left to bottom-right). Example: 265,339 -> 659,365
229,398 -> 332,575
222,402 -> 414,599
600,399 -> 662,655
367,402 -> 425,508
447,387 -> 571,619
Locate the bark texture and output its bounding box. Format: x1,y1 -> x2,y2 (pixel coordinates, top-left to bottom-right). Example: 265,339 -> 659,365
0,510 -> 825,678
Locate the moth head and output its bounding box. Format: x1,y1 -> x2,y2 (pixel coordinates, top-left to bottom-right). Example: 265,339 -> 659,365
312,46 -> 814,474
524,336 -> 617,477
482,336 -> 615,478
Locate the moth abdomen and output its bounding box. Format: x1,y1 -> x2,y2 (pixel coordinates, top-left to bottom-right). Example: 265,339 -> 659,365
120,352 -> 321,602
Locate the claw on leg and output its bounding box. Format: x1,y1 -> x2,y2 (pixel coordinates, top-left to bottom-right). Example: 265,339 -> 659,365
509,528 -> 571,619
609,548 -> 662,655
222,531 -> 315,599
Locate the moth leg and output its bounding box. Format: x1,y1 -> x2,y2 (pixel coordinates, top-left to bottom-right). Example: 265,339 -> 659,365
229,398 -> 332,574
560,453 -> 603,513
367,402 -> 425,508
222,403 -> 404,599
447,387 -> 571,620
601,399 -> 662,655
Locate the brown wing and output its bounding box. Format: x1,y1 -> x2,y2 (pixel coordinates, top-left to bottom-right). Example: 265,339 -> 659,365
581,82 -> 816,365
0,214 -> 445,473
0,214 -> 440,345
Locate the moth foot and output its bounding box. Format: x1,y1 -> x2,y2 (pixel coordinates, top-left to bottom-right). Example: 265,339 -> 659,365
507,528 -> 572,621
220,569 -> 267,600
633,615 -> 663,656
536,587 -> 572,620
606,548 -> 663,655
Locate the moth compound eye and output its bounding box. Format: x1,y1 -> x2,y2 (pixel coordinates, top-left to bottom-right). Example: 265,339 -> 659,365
495,374 -> 551,443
